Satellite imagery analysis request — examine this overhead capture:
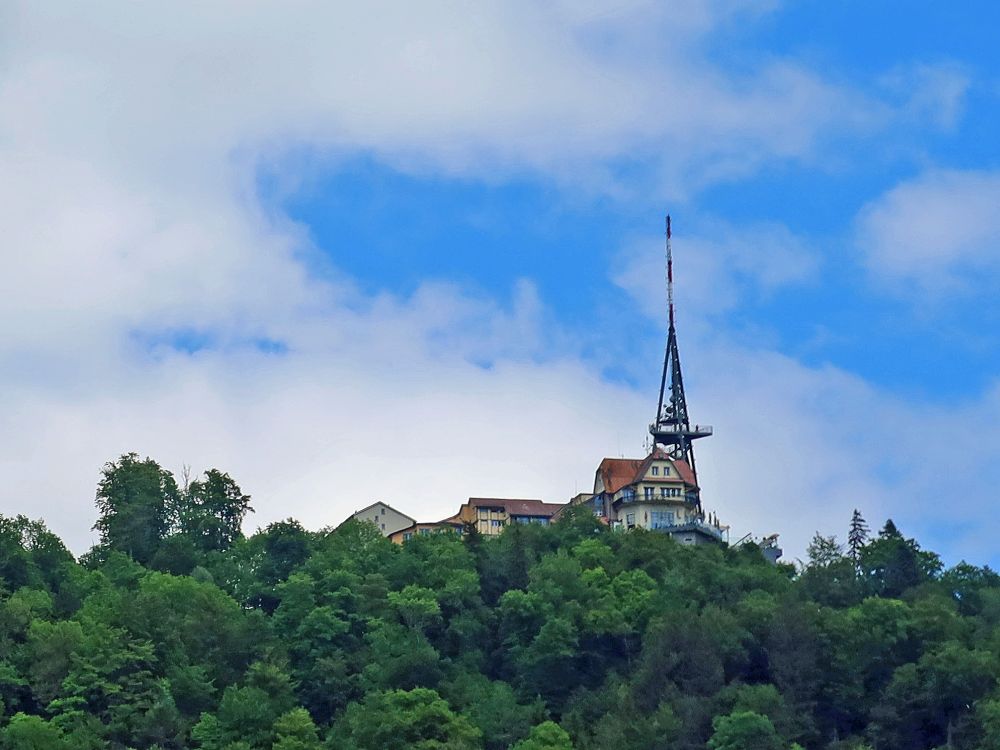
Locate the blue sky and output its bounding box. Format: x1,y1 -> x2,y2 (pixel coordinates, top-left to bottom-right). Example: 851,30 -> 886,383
275,2 -> 1000,399
3,1 -> 1000,563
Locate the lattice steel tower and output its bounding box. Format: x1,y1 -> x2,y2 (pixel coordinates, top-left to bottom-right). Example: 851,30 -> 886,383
650,216 -> 712,484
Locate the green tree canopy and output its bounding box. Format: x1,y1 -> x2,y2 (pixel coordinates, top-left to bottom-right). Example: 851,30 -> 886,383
335,688 -> 481,750
708,710 -> 784,750
93,453 -> 178,565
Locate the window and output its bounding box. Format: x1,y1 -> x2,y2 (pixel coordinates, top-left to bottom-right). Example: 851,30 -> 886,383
381,523 -> 386,530
650,510 -> 674,529
651,466 -> 659,476
419,528 -> 430,536
644,487 -> 654,499
663,466 -> 671,476
381,508 -> 386,515
491,520 -> 502,527
661,488 -> 668,498
403,532 -> 413,541
625,512 -> 636,527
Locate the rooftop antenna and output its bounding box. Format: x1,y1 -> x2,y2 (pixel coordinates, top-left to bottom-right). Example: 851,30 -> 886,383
650,215 -> 712,502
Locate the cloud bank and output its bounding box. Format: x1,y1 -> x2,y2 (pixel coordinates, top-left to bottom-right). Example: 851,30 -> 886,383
858,169 -> 1000,292
0,1 -> 993,564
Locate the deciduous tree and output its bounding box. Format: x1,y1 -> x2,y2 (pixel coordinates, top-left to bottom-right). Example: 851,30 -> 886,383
93,454 -> 178,565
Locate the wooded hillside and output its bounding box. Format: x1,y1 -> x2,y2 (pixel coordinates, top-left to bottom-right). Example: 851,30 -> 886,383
1,454 -> 998,750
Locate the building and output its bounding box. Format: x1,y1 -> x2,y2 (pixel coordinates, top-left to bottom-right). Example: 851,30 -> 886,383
388,514 -> 463,543
457,497 -> 564,536
572,215 -> 776,556
564,216 -> 728,547
343,501 -> 416,537
384,497 -> 565,543
572,447 -> 727,544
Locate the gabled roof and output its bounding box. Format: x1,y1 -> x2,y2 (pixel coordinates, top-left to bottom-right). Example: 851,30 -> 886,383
337,500 -> 417,533
671,458 -> 698,487
636,448 -> 698,488
466,497 -> 565,517
594,457 -> 645,494
594,448 -> 698,494
345,500 -> 417,523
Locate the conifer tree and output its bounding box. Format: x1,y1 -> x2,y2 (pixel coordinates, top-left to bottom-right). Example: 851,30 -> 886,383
847,509 -> 869,568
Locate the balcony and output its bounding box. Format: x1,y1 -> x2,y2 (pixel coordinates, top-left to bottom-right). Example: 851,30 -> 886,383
649,422 -> 713,434
616,491 -> 698,506
649,422 -> 713,443
653,520 -> 726,542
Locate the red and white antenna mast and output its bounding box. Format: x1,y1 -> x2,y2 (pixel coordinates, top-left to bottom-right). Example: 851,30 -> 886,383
651,214 -> 712,492
666,214 -> 675,331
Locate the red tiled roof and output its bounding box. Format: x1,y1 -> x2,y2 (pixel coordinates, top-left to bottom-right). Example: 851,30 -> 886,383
594,458 -> 645,494
595,448 -> 698,493
672,458 -> 697,487
467,498 -> 565,517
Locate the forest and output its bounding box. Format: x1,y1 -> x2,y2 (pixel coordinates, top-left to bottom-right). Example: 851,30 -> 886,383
1,453 -> 999,750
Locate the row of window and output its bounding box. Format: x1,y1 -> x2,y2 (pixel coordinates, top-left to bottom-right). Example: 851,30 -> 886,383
480,517 -> 551,528
401,527 -> 463,541
650,465 -> 671,476
650,510 -> 676,529
643,486 -> 683,499
402,528 -> 433,541
624,510 -> 678,529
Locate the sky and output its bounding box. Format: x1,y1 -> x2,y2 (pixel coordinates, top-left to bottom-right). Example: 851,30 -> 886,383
2,1 -> 1000,565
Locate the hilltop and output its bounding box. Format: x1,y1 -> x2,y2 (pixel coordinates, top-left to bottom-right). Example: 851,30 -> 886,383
0,454 -> 998,750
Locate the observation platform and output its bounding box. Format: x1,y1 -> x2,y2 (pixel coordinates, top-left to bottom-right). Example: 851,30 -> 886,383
649,422 -> 713,444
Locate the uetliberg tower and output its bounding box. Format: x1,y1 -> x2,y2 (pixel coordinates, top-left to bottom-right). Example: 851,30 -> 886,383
649,216 -> 712,501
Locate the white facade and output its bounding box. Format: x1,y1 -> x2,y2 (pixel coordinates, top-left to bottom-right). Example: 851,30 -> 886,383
349,501 -> 416,537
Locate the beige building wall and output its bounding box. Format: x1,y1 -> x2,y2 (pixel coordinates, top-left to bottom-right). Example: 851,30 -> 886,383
617,501 -> 693,530
351,502 -> 415,537
467,506 -> 508,535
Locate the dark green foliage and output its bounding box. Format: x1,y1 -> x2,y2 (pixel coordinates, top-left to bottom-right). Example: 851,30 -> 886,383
511,721 -> 573,750
93,454 -> 179,565
848,510 -> 869,566
180,470 -> 253,553
5,469 -> 1000,750
332,688 -> 482,749
860,520 -> 942,598
708,710 -> 783,750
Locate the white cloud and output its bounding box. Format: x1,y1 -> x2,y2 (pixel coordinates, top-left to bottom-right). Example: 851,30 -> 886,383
0,310 -> 649,553
858,169 -> 1000,292
655,339 -> 1000,565
0,0 -> 993,569
1,1 -> 888,192
879,62 -> 970,131
612,219 -> 819,324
